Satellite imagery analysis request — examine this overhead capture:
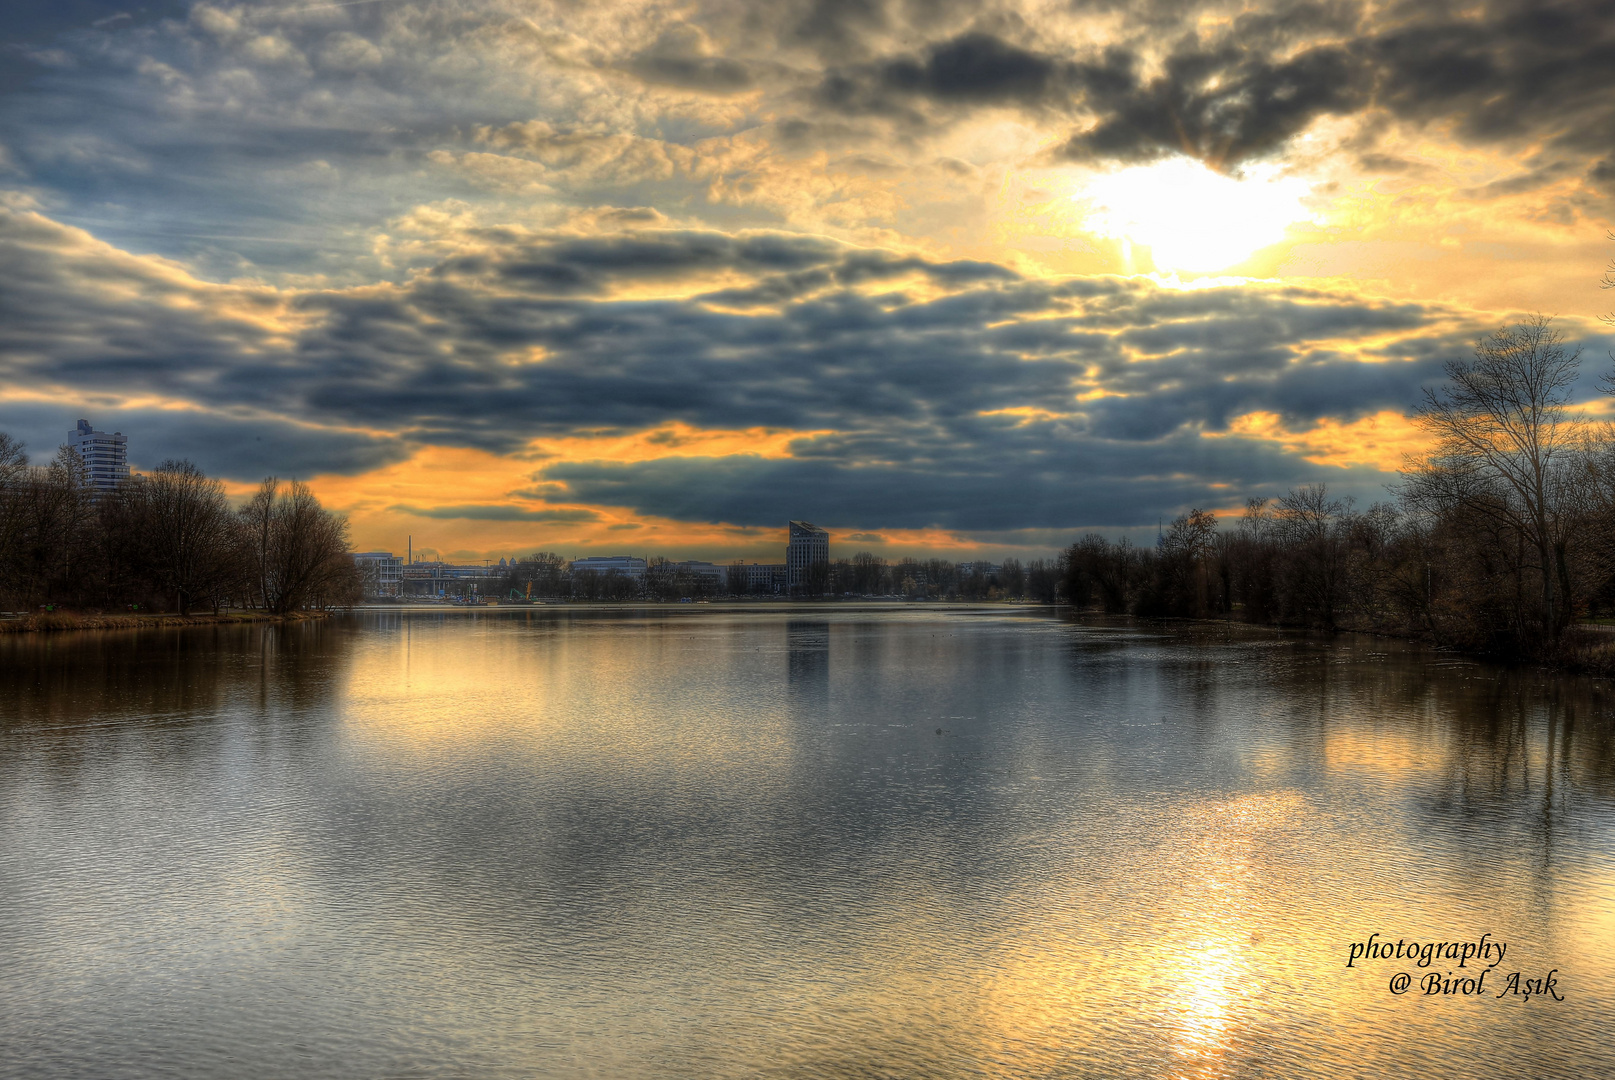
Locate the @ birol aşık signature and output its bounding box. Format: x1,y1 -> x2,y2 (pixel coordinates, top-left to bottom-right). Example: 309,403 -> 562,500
1346,933 -> 1564,1001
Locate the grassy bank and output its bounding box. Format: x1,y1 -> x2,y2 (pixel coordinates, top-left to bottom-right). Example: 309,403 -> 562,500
0,610 -> 331,634
1550,626 -> 1615,677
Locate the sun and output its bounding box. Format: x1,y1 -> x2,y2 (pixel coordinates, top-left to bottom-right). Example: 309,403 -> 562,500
1079,156 -> 1315,273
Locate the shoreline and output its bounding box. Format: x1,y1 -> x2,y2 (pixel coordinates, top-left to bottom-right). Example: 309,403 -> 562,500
1068,610 -> 1615,678
5,603 -> 1607,675
0,610 -> 331,634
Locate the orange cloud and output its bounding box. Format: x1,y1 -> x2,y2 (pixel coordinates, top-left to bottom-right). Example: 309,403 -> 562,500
306,426 -> 836,561
1216,410 -> 1432,472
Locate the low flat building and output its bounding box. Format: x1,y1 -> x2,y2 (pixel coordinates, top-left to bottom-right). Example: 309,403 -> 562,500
739,563 -> 787,594
673,560 -> 726,588
403,561 -> 494,580
571,556 -> 647,581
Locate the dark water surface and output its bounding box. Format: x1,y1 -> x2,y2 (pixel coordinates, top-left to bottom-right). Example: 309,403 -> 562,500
2,608 -> 1613,1079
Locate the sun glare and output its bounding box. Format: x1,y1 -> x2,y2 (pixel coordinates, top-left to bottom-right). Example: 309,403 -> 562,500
1080,157 -> 1314,273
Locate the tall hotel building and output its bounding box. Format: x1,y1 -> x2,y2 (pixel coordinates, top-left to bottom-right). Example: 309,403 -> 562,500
786,520 -> 829,590
69,419 -> 130,494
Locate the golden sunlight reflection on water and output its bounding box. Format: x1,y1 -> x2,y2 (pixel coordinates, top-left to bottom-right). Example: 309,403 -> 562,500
1,608 -> 1613,1079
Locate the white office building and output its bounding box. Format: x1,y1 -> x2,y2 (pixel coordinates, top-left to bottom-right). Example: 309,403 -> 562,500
786,521 -> 829,590
69,419 -> 129,494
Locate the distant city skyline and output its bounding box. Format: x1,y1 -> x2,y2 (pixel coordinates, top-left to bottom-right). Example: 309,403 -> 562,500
359,526 -> 816,585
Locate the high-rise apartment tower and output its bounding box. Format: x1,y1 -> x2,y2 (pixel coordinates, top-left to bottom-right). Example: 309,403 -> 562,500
69,419 -> 129,494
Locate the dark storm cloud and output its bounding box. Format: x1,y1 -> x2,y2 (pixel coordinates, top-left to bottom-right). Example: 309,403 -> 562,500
537,427 -> 1390,531
0,205 -> 1493,526
803,1 -> 1615,172
1363,1 -> 1615,156
812,33 -> 1136,124
1057,40 -> 1363,167
434,228 -> 1017,306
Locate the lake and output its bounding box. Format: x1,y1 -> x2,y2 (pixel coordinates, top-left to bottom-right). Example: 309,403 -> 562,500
2,607 -> 1613,1078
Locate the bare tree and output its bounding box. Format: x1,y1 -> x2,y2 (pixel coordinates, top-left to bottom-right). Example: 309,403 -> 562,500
129,459 -> 235,614
998,557 -> 1025,599
646,556 -> 675,600
1405,315 -> 1582,638
1601,229 -> 1614,328
849,551 -> 886,595
0,433 -> 24,485
1273,486 -> 1351,628
5,447 -> 97,608
239,477 -> 278,609
0,434 -> 29,603
236,478 -> 355,613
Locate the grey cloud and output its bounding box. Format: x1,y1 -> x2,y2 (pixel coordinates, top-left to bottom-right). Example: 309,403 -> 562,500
0,206 -> 1523,529
438,229 -> 851,296
782,0 -> 897,58
537,428 -> 1394,531
130,414 -> 406,480
13,206 -> 1468,449
0,400 -> 406,481
623,24 -> 757,93
0,0 -> 190,94
0,3 -> 613,276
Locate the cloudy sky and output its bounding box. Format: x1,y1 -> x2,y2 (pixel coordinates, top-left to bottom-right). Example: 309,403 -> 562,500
2,0 -> 1612,561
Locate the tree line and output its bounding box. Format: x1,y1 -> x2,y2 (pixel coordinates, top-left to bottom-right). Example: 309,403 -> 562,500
494,552 -> 1067,602
1062,317 -> 1615,665
0,436 -> 359,615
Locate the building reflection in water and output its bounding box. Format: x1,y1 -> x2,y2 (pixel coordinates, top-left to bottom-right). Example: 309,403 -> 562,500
785,619 -> 830,700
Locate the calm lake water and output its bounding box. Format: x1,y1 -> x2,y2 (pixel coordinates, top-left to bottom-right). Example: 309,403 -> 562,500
2,607 -> 1613,1079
